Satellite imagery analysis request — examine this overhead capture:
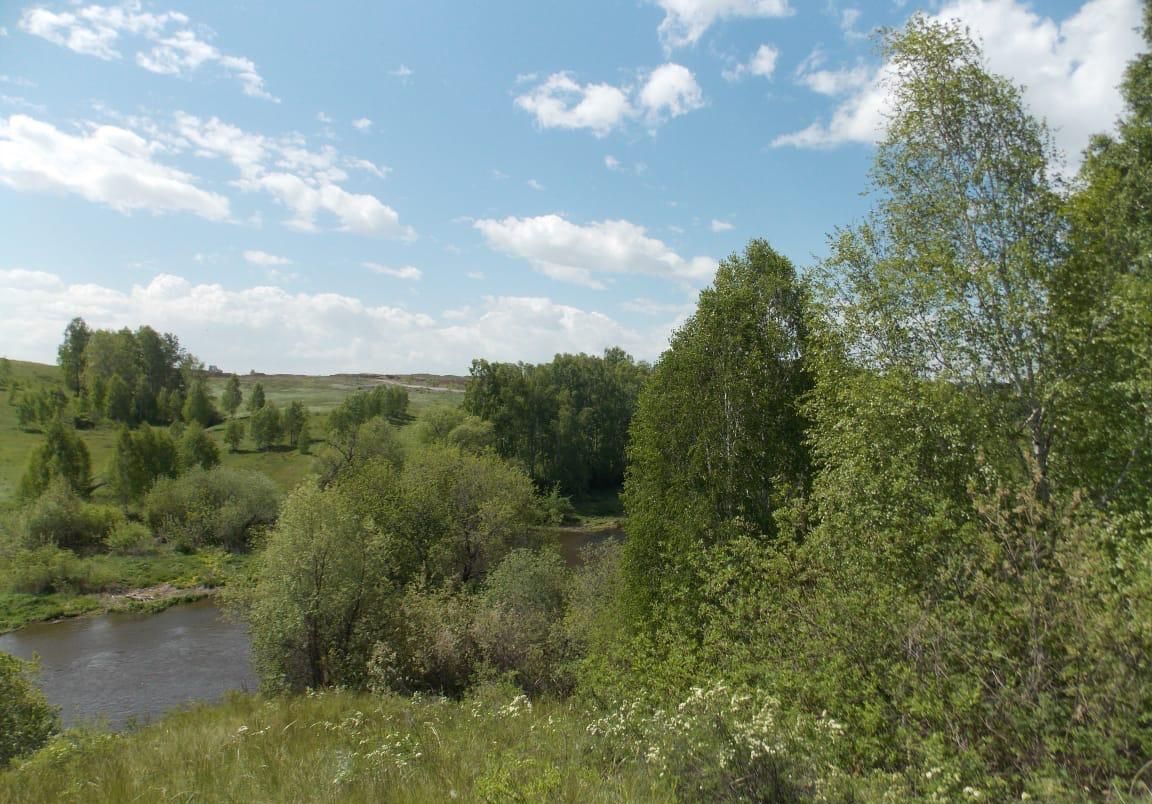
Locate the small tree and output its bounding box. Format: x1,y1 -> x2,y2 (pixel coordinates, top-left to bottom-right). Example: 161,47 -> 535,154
179,424 -> 221,471
247,382 -> 266,414
250,402 -> 282,451
225,418 -> 245,453
19,419 -> 92,500
104,374 -> 133,424
182,379 -> 217,427
221,374 -> 243,418
282,400 -> 307,445
296,416 -> 311,454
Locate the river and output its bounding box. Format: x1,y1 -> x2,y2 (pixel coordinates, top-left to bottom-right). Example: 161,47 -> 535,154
0,599 -> 256,730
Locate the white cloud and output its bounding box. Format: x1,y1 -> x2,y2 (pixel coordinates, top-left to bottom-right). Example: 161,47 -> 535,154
0,114 -> 230,220
526,178 -> 545,191
466,271 -> 485,280
604,154 -> 621,170
170,112 -> 410,237
710,219 -> 734,232
20,2 -> 275,100
390,65 -> 414,78
773,0 -> 1145,163
515,63 -> 704,135
655,0 -> 794,50
474,214 -> 716,289
243,250 -> 291,266
316,112 -> 333,124
0,269 -> 672,373
639,63 -> 705,123
515,72 -> 634,136
723,43 -> 780,81
793,49 -> 873,95
364,262 -> 422,281
352,118 -> 372,131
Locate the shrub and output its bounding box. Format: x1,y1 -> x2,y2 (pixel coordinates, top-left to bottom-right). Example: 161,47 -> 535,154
104,521 -> 155,556
16,477 -> 123,553
3,545 -> 116,595
0,653 -> 57,768
144,467 -> 280,551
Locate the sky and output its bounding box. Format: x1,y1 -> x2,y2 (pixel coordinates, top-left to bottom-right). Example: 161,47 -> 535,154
0,0 -> 1145,374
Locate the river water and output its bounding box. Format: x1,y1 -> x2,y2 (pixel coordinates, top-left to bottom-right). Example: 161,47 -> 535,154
0,599 -> 256,730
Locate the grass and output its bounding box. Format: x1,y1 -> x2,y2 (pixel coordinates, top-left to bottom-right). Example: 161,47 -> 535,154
0,687 -> 672,803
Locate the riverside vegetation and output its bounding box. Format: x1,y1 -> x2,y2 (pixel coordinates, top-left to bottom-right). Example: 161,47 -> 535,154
2,14 -> 1152,801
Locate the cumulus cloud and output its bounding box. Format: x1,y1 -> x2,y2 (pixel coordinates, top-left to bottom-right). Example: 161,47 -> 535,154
710,219 -> 734,232
773,0 -> 1145,163
474,214 -> 716,289
515,63 -> 703,136
0,114 -> 230,219
364,262 -> 422,281
171,112 -> 410,237
243,250 -> 291,266
655,0 -> 794,50
20,1 -> 276,100
0,269 -> 672,373
723,44 -> 780,81
352,118 -> 372,131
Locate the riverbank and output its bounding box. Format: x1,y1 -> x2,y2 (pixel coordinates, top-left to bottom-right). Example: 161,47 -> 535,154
0,550 -> 251,634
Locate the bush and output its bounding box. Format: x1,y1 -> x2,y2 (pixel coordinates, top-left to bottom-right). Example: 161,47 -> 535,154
0,653 -> 57,768
3,545 -> 117,595
144,467 -> 280,551
16,477 -> 123,553
104,521 -> 155,556
473,549 -> 572,695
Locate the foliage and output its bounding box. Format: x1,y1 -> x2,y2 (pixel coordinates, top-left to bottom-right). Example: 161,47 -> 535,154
107,426 -> 179,505
15,386 -> 68,430
103,520 -> 155,556
315,415 -> 404,487
144,467 -> 280,551
11,477 -> 123,553
0,653 -> 57,768
282,400 -> 308,446
56,317 -> 90,396
178,424 -> 221,472
224,418 -> 245,453
18,419 -> 91,501
463,348 -> 648,494
221,374 -> 243,418
247,382 -> 266,413
622,239 -> 812,622
249,402 -> 282,451
181,379 -> 218,427
296,416 -> 311,454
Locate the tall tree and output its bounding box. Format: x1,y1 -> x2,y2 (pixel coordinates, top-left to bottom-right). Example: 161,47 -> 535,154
247,382 -> 266,414
622,240 -> 812,621
18,419 -> 91,499
182,379 -> 217,427
56,318 -> 91,396
221,375 -> 243,419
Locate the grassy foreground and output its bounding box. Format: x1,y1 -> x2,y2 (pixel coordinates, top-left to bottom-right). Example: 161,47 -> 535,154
0,688 -> 670,803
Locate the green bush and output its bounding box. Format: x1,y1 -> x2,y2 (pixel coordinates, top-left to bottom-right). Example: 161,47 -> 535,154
104,521 -> 155,556
16,477 -> 123,553
144,467 -> 280,551
3,545 -> 117,595
0,653 -> 58,768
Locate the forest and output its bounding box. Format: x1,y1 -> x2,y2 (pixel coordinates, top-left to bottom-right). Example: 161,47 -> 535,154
1,12 -> 1151,802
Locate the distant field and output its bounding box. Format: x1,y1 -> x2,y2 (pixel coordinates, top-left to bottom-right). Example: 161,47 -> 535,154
0,360 -> 466,506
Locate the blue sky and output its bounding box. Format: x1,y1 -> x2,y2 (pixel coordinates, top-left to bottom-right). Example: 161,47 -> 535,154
0,0 -> 1144,373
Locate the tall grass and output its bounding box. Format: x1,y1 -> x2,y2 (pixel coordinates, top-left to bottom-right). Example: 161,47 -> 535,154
0,686 -> 671,803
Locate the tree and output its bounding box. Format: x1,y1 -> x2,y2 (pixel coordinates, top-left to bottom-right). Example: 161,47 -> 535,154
622,239 -> 812,621
0,654 -> 57,767
56,317 -> 91,396
179,424 -> 221,471
107,426 -> 178,505
315,415 -> 403,486
282,400 -> 307,446
103,374 -> 133,424
296,416 -> 311,454
249,402 -> 282,451
221,375 -> 243,419
224,418 -> 245,453
1057,0 -> 1152,512
181,379 -> 217,427
247,382 -> 266,414
18,419 -> 92,500
0,356 -> 12,390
